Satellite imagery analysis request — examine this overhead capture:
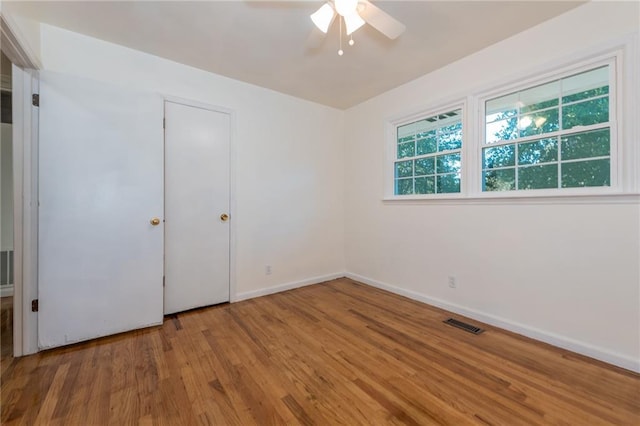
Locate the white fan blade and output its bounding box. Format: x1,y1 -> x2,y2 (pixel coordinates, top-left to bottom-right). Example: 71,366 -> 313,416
310,2 -> 336,33
359,0 -> 406,39
345,12 -> 365,36
307,2 -> 336,49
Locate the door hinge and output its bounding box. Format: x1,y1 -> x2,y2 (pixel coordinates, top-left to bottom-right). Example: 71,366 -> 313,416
163,118 -> 165,129
31,299 -> 39,312
32,93 -> 40,107
163,276 -> 165,287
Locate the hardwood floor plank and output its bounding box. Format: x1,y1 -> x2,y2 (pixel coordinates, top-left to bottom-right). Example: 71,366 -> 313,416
33,363 -> 70,425
1,296 -> 13,363
1,278 -> 639,425
5,364 -> 57,424
281,394 -> 316,426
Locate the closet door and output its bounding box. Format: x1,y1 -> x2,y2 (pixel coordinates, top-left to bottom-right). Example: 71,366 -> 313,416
163,101 -> 230,314
38,71 -> 164,349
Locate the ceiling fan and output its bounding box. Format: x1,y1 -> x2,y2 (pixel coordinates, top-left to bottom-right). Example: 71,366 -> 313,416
308,0 -> 406,55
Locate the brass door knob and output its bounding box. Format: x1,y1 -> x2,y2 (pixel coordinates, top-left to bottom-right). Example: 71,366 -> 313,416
220,213 -> 229,222
150,217 -> 161,226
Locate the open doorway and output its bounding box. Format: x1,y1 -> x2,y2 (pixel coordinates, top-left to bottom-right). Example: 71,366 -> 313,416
0,50 -> 14,361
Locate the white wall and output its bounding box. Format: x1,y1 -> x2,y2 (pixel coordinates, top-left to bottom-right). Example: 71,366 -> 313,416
39,24 -> 345,299
344,2 -> 640,371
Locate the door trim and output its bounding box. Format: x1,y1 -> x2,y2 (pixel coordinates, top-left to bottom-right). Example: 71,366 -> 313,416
3,11 -> 42,357
162,95 -> 237,303
1,13 -> 41,69
11,67 -> 39,356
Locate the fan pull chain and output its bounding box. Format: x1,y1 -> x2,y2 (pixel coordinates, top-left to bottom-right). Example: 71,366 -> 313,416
349,34 -> 355,46
338,17 -> 344,56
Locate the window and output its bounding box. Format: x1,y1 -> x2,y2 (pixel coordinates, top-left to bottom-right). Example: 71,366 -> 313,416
394,108 -> 462,195
386,47 -> 634,201
482,64 -> 613,192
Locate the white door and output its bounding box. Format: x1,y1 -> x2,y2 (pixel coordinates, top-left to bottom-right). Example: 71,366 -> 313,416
164,101 -> 230,314
38,72 -> 164,349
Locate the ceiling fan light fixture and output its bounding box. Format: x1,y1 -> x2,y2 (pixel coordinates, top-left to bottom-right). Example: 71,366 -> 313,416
311,3 -> 336,33
344,12 -> 365,35
335,0 -> 359,17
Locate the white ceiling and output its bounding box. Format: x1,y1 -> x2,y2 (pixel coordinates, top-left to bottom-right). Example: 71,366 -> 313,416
8,1 -> 584,109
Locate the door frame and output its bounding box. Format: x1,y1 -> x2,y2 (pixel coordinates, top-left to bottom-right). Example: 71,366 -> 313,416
1,12 -> 41,356
163,95 -> 237,303
11,66 -> 39,357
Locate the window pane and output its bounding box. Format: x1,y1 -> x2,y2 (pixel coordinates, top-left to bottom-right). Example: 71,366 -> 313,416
437,153 -> 461,174
519,164 -> 558,190
415,176 -> 435,194
562,66 -> 609,103
562,98 -> 609,129
519,80 -> 559,113
561,129 -> 610,161
397,121 -> 416,142
416,132 -> 437,155
395,178 -> 413,195
483,145 -> 515,169
563,86 -> 608,104
486,117 -> 518,143
561,159 -> 610,188
438,126 -> 462,151
518,108 -> 559,137
483,168 -> 515,191
486,92 -> 518,118
518,138 -> 558,165
397,142 -> 415,159
395,160 -> 413,178
441,122 -> 462,133
414,157 -> 435,176
521,99 -> 558,114
437,173 -> 461,193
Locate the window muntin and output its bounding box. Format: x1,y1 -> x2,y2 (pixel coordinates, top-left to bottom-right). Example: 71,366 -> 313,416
395,109 -> 462,195
482,65 -> 612,192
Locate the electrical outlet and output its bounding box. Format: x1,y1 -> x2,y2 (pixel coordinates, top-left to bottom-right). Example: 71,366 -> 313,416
265,265 -> 272,275
448,276 -> 457,288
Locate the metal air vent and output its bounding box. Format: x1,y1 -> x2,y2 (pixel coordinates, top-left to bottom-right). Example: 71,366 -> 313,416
443,318 -> 484,334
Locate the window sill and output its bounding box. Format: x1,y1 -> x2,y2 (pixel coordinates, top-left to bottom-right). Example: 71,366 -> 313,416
382,192 -> 640,205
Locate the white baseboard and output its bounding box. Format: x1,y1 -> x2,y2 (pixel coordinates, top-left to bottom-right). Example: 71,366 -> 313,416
345,272 -> 640,374
234,272 -> 346,302
0,285 -> 14,297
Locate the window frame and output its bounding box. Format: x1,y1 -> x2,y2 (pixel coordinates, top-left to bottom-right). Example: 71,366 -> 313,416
475,55 -> 620,198
385,100 -> 468,200
384,42 -> 637,202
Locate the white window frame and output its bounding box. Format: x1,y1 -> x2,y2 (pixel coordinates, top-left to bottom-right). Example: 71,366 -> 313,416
474,54 -> 620,198
384,39 -> 638,203
385,99 -> 467,200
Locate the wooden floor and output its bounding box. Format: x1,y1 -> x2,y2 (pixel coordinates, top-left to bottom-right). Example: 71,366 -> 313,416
1,278 -> 639,425
1,296 -> 12,360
